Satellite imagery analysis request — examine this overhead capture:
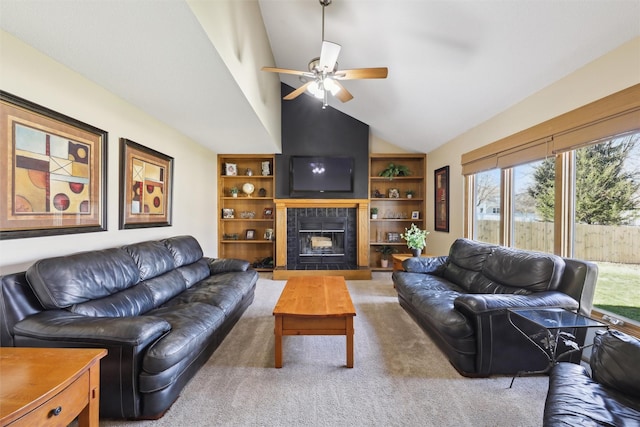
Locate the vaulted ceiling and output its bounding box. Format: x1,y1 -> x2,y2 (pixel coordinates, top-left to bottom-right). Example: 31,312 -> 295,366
2,0 -> 639,154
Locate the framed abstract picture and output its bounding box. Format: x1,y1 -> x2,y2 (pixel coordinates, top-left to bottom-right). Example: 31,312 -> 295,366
0,91 -> 107,239
119,138 -> 173,229
434,166 -> 450,232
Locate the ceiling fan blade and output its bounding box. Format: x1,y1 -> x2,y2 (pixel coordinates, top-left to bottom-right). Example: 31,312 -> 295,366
261,66 -> 309,77
335,67 -> 388,80
319,41 -> 341,72
332,81 -> 354,103
283,82 -> 312,100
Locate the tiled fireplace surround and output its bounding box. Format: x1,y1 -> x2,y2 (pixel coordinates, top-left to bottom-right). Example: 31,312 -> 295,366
274,199 -> 371,280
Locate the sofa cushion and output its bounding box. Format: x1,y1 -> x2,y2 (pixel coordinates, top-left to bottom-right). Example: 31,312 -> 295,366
123,240 -> 175,281
591,330 -> 640,399
410,288 -> 474,340
472,246 -> 565,294
394,271 -> 460,300
442,238 -> 494,292
163,235 -> 204,268
139,270 -> 188,307
71,283 -> 156,317
142,302 -> 225,374
163,271 -> 256,315
175,258 -> 211,288
26,248 -> 140,309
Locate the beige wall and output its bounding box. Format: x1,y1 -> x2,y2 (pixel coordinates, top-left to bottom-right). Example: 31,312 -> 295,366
187,0 -> 282,150
426,37 -> 640,255
0,31 -> 219,274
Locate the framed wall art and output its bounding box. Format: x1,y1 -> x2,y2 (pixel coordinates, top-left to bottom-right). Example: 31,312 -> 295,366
119,138 -> 173,229
434,165 -> 450,232
0,91 -> 107,239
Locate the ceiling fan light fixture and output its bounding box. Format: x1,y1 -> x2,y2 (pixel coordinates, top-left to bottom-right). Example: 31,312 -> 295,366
307,80 -> 324,99
323,77 -> 340,95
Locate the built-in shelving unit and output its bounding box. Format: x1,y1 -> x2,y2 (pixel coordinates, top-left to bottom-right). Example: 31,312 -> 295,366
218,154 -> 275,271
369,153 -> 427,271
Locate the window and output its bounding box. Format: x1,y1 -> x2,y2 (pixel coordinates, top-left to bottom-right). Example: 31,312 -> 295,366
572,132 -> 640,324
472,168 -> 500,244
461,84 -> 640,334
512,160 -> 554,253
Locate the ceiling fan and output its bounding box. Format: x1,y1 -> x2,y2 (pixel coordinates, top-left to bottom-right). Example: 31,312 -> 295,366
261,0 -> 388,109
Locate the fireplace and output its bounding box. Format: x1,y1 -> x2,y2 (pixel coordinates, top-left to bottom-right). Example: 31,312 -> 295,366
274,199 -> 370,279
288,210 -> 355,269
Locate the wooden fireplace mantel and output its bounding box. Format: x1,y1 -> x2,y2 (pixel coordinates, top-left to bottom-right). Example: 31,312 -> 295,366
273,199 -> 371,280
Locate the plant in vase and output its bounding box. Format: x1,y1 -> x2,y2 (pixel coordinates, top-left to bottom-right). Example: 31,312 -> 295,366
378,163 -> 411,180
376,245 -> 397,268
230,186 -> 239,198
405,190 -> 415,199
370,207 -> 378,219
401,223 -> 429,257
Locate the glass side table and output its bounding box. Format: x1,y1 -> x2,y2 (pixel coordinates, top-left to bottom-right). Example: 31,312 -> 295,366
507,307 -> 607,387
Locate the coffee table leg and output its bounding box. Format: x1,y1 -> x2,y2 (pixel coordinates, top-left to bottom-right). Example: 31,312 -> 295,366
346,316 -> 354,368
275,315 -> 283,368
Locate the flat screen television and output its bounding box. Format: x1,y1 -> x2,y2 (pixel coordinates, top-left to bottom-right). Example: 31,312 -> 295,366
290,156 -> 354,194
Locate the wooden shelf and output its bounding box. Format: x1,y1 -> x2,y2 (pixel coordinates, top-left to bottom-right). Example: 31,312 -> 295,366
218,154 -> 275,270
369,153 -> 426,270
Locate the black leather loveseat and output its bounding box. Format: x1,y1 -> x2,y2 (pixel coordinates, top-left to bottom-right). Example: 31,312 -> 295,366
544,329 -> 640,426
392,238 -> 597,377
0,235 -> 258,419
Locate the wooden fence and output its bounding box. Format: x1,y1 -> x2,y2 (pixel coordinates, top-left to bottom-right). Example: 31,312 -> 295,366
476,220 -> 640,264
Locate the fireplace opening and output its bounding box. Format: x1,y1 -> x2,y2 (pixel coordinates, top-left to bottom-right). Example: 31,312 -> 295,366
286,208 -> 357,270
298,218 -> 346,264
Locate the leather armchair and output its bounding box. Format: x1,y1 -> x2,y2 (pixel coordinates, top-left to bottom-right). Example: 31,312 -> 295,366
544,330 -> 640,426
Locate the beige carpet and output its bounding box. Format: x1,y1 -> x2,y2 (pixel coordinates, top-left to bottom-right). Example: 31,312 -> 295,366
101,274 -> 548,426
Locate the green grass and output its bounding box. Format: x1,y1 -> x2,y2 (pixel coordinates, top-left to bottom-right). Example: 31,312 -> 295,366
593,262 -> 640,322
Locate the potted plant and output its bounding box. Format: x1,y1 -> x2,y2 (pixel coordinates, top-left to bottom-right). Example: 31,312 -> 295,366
230,186 -> 239,198
405,189 -> 415,199
376,245 -> 396,268
401,223 -> 429,257
370,207 -> 378,219
379,163 -> 411,180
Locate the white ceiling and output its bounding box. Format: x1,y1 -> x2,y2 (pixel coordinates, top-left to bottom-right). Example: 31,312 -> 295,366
2,0 -> 639,154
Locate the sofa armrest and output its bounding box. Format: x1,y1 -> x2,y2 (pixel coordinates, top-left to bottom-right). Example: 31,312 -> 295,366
454,291 -> 579,315
208,258 -> 250,274
402,256 -> 448,274
14,310 -> 170,347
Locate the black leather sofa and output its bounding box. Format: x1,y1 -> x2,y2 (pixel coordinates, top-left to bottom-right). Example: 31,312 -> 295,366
392,238 -> 597,377
544,330 -> 640,426
0,235 -> 258,419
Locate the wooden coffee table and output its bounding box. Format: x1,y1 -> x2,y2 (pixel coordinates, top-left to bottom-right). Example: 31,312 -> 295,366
273,276 -> 356,368
0,347 -> 107,427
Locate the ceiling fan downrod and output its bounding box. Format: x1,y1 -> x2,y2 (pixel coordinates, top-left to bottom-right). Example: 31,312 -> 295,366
320,0 -> 331,42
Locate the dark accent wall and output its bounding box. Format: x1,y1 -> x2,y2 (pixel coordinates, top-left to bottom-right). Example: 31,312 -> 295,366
275,83 -> 369,199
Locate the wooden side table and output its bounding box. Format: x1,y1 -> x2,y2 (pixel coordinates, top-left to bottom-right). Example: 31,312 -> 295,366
0,347 -> 107,427
392,253 -> 433,271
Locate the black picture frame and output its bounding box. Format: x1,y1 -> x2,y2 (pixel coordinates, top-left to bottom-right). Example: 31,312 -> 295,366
0,91 -> 108,239
434,166 -> 450,232
119,138 -> 173,229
